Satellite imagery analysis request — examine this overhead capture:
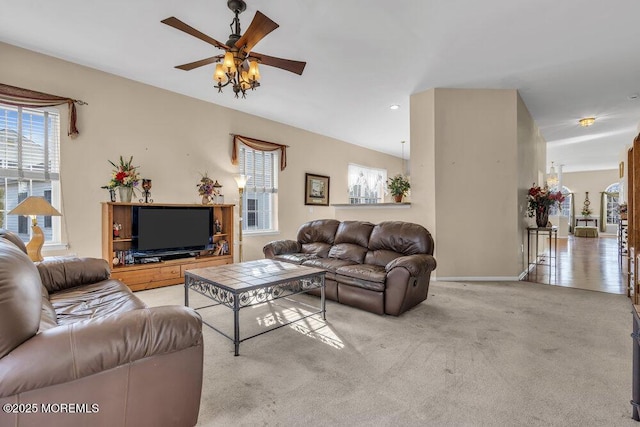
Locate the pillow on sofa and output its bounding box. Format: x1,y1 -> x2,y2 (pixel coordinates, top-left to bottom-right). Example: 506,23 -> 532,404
0,240 -> 42,358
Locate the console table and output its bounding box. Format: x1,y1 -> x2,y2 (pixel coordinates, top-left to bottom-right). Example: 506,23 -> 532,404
526,226 -> 558,283
576,217 -> 598,227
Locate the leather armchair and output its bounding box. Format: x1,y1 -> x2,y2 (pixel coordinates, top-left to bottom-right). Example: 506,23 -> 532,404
0,231 -> 203,427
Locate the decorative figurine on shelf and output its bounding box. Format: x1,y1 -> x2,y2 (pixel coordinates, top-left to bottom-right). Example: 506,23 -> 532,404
113,222 -> 122,238
214,218 -> 222,234
101,185 -> 117,202
139,178 -> 153,203
213,180 -> 223,204
582,192 -> 592,217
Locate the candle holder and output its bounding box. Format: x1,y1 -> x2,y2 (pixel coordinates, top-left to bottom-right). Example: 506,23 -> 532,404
139,178 -> 153,203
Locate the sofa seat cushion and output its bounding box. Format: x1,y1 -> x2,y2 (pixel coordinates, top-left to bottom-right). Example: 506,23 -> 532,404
336,264 -> 386,292
50,279 -> 146,325
302,258 -> 357,281
273,253 -> 318,265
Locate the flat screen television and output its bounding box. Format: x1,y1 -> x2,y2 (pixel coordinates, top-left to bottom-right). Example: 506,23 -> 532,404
132,205 -> 213,255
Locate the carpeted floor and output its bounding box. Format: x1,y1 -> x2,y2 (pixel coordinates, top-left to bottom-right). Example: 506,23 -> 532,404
137,280 -> 636,426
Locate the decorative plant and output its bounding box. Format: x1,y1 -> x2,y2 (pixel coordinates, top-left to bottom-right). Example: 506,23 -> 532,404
527,184 -> 565,217
387,174 -> 411,197
197,173 -> 215,196
106,156 -> 140,188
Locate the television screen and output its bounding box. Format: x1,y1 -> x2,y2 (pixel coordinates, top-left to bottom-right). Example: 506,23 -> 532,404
133,206 -> 213,252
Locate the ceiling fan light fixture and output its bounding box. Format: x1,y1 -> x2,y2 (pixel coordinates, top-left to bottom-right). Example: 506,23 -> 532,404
223,51 -> 237,74
579,117 -> 596,127
214,63 -> 228,83
248,60 -> 260,82
240,70 -> 252,90
162,1 -> 305,99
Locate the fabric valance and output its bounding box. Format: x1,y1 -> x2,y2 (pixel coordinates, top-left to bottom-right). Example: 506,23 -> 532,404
231,134 -> 288,171
0,83 -> 86,138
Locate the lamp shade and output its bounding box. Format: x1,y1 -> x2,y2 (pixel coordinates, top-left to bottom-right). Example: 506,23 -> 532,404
8,196 -> 61,217
248,61 -> 260,82
214,63 -> 227,83
223,51 -> 236,73
234,174 -> 250,189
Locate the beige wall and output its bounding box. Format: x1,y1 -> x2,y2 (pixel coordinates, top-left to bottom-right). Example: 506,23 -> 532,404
0,42 -> 409,261
410,88 -> 545,280
517,94 -> 547,270
562,169 -> 619,232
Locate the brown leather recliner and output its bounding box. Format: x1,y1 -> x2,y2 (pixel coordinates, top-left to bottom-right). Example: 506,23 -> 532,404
0,230 -> 203,427
263,220 -> 437,316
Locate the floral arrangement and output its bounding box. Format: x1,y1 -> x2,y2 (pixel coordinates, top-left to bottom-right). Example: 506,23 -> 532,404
106,156 -> 140,188
197,173 -> 215,196
581,205 -> 592,217
527,184 -> 565,217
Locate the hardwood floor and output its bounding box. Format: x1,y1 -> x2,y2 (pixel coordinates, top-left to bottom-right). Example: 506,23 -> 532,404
525,234 -> 627,295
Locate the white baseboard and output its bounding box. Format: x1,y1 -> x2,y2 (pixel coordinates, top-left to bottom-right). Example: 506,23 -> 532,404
437,276 -> 522,282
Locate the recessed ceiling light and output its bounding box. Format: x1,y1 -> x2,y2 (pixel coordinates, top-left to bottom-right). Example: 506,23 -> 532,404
390,104 -> 400,110
579,117 -> 596,127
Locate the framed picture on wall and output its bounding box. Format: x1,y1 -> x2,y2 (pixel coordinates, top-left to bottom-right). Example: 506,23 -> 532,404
305,173 -> 330,206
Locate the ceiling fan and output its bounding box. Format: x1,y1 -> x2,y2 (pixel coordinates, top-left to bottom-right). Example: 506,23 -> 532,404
161,0 -> 306,98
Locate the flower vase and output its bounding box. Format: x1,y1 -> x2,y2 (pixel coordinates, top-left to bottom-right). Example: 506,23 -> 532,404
119,187 -> 133,203
202,195 -> 210,205
536,206 -> 549,228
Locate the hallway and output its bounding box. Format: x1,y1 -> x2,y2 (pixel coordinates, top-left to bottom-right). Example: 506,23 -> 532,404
526,235 -> 626,295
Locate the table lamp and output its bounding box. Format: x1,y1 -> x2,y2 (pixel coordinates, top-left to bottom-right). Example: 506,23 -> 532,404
233,174 -> 250,262
8,196 -> 62,262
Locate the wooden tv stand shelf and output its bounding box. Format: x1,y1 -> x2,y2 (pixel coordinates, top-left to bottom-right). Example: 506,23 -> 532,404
102,202 -> 235,291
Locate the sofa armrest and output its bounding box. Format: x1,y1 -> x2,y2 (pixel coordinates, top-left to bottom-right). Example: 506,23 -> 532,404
263,240 -> 301,258
0,305 -> 202,398
37,257 -> 111,293
385,254 -> 437,277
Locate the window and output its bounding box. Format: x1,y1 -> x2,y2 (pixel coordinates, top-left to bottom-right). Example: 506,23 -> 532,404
0,104 -> 61,244
348,164 -> 387,204
605,183 -> 620,225
549,185 -> 572,217
238,144 -> 278,232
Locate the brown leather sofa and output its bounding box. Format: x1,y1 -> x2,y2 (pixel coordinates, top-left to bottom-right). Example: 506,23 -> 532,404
263,220 -> 436,316
0,230 -> 203,427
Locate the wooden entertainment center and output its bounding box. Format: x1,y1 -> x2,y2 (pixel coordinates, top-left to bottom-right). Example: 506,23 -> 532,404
101,202 -> 234,291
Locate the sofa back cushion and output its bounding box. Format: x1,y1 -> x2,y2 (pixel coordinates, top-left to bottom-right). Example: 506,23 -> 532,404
37,257 -> 110,293
297,219 -> 340,258
329,221 -> 374,263
0,240 -> 42,358
0,229 -> 27,254
365,221 -> 434,266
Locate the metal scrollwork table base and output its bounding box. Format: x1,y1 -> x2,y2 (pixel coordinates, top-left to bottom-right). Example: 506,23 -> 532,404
185,259 -> 326,356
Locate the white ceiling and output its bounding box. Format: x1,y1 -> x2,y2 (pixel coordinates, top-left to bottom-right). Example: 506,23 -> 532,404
1,0 -> 640,173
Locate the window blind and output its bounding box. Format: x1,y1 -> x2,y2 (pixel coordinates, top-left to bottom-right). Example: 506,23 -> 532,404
0,105 -> 60,181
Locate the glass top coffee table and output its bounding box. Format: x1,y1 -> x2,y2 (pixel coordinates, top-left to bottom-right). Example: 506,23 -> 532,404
184,259 -> 326,356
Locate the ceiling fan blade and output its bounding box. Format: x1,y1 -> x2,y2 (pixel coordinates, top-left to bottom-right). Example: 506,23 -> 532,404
250,52 -> 306,75
161,17 -> 228,51
234,11 -> 279,53
175,55 -> 224,71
